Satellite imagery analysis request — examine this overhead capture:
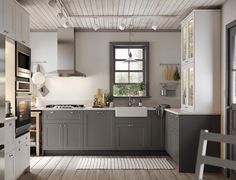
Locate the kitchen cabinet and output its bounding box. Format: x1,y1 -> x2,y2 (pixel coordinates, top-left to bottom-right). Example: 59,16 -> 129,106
181,10 -> 221,114
181,64 -> 194,111
165,112 -> 179,163
84,111 -> 114,150
115,117 -> 148,150
15,132 -> 30,179
149,110 -> 164,150
15,3 -> 30,46
42,110 -> 83,151
43,123 -> 63,150
4,120 -> 15,152
4,118 -> 16,180
5,150 -> 15,180
165,111 -> 220,172
64,122 -> 83,150
0,0 -> 16,39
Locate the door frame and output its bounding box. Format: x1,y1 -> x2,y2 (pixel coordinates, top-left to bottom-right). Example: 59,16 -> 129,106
226,19 -> 236,178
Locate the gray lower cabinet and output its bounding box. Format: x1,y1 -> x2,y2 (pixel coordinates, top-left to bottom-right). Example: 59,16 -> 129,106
42,110 -> 83,151
116,122 -> 147,150
149,110 -> 164,150
115,117 -> 148,150
165,111 -> 220,173
43,123 -> 63,150
84,110 -> 114,150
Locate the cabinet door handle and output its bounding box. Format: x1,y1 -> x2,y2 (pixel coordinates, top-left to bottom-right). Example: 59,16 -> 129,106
22,41 -> 25,44
50,111 -> 54,114
9,154 -> 13,157
128,124 -> 133,127
70,111 -> 74,114
9,122 -> 11,126
18,148 -> 21,151
18,140 -> 21,144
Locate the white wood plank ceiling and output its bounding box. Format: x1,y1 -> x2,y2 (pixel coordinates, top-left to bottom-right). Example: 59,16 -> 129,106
17,0 -> 226,31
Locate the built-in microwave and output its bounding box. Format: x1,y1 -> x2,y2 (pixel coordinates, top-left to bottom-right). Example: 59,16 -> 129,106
16,42 -> 31,79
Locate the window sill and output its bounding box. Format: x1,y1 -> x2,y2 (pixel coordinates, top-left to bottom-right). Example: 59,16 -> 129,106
113,96 -> 151,99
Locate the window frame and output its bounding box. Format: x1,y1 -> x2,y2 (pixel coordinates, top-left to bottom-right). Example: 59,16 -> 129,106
110,42 -> 150,98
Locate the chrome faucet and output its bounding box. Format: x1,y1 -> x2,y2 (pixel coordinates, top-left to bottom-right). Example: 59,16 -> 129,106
128,96 -> 136,106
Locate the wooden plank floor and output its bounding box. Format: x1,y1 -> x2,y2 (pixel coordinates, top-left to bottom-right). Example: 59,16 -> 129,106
18,156 -> 229,180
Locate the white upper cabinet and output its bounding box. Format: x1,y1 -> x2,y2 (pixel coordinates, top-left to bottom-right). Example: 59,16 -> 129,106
15,3 -> 30,46
0,0 -> 30,46
180,10 -> 221,114
0,0 -> 16,39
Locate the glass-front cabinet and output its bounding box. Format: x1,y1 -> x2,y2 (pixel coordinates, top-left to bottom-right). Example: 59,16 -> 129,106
181,64 -> 194,111
181,17 -> 194,64
188,20 -> 194,59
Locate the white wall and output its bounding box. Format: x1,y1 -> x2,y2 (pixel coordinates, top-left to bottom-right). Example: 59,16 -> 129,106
221,0 -> 236,158
30,32 -> 181,107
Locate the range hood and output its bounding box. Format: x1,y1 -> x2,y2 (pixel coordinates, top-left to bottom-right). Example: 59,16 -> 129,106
48,28 -> 86,77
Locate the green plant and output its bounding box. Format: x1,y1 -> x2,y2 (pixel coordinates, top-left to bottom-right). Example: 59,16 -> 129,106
138,82 -> 145,91
106,92 -> 113,102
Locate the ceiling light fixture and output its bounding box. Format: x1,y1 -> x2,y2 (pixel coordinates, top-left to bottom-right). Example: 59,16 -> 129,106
152,24 -> 158,31
63,21 -> 70,28
119,23 -> 125,31
57,12 -> 64,19
48,0 -> 57,8
124,31 -> 136,63
93,19 -> 100,31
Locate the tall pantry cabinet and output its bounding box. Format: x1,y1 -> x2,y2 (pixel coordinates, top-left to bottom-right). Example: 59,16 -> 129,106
181,10 -> 221,114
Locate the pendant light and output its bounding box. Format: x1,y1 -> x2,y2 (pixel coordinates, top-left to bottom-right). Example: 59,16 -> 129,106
124,31 -> 136,62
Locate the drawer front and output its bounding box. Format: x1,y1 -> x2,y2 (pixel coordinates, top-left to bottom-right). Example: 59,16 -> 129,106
115,117 -> 148,124
44,110 -> 82,121
15,132 -> 30,147
5,120 -> 15,152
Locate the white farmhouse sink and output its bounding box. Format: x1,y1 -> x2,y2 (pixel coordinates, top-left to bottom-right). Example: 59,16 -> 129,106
115,107 -> 148,117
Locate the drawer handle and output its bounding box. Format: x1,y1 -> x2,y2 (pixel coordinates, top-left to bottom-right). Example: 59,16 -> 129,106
128,124 -> 133,127
50,111 -> 54,114
70,111 -> 74,114
97,111 -> 104,114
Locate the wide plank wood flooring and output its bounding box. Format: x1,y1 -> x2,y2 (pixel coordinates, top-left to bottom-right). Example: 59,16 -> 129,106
19,156 -> 229,180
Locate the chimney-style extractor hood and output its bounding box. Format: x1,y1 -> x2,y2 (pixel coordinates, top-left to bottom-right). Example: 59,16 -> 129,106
48,28 -> 86,77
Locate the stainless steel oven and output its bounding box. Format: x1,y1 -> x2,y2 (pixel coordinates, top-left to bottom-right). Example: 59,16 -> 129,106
16,42 -> 31,79
15,92 -> 31,137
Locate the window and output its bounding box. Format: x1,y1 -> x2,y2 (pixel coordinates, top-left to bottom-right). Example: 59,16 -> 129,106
110,42 -> 149,97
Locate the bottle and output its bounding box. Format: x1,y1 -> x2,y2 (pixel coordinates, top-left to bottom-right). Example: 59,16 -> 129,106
138,99 -> 142,107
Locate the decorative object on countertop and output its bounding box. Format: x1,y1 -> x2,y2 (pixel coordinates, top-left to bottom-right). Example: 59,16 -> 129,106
105,92 -> 113,107
160,85 -> 167,96
138,82 -> 146,96
93,88 -> 105,108
138,99 -> 142,107
173,66 -> 180,81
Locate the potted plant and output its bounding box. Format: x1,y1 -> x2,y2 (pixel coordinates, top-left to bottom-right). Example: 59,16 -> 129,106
105,92 -> 113,107
138,82 -> 145,96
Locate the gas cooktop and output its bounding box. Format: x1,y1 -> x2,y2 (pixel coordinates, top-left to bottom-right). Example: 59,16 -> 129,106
45,104 -> 84,109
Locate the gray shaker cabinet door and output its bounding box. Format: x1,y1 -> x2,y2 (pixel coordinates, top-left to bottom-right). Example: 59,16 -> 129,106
43,123 -> 63,150
64,122 -> 83,150
149,111 -> 164,150
84,111 -> 114,150
116,123 -> 147,150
